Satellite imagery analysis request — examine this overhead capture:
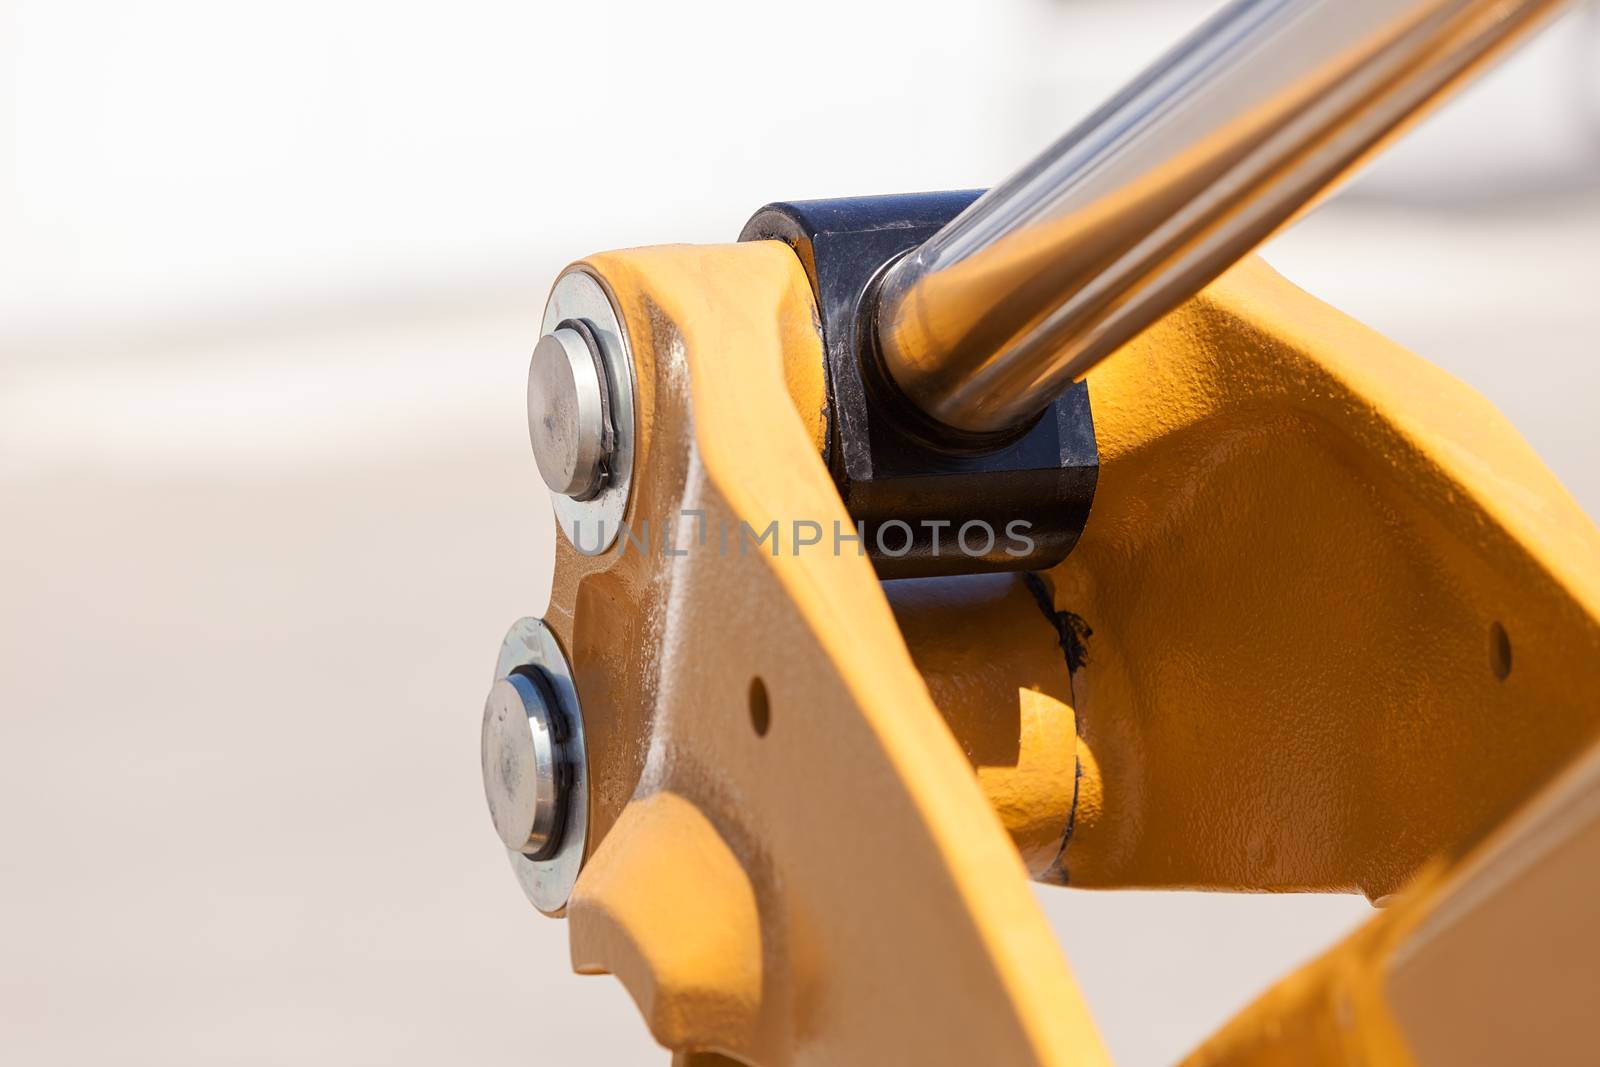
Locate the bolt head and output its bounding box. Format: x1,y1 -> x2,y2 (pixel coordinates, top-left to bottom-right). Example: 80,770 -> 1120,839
481,672 -> 564,857
528,326 -> 609,500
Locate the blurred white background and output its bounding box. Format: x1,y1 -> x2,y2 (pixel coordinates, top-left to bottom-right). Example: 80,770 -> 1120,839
2,1 -> 1597,1063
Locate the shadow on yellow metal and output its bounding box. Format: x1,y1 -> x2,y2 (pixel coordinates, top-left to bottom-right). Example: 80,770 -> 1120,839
885,572 -> 1087,883
535,240 -> 1600,1064
1184,733 -> 1600,1067
1052,256 -> 1600,898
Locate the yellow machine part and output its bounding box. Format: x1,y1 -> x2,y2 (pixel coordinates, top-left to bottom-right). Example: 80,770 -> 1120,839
532,239 -> 1600,1064
882,253 -> 1600,902
1052,256 -> 1600,897
547,244 -> 1112,1066
1183,731 -> 1600,1067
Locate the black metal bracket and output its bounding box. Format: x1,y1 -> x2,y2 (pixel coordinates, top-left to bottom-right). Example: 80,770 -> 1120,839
739,192 -> 1097,579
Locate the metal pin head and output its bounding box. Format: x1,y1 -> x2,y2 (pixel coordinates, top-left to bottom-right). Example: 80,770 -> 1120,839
481,671 -> 566,858
528,324 -> 611,501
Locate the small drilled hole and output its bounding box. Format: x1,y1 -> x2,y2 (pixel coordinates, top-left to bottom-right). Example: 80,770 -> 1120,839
748,677 -> 771,737
1490,621 -> 1512,681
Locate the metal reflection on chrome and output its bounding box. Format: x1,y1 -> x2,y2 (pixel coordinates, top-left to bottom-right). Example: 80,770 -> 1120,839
874,0 -> 1566,435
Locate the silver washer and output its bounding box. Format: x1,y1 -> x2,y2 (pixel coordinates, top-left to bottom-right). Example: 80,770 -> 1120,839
538,269 -> 635,554
490,617 -> 589,914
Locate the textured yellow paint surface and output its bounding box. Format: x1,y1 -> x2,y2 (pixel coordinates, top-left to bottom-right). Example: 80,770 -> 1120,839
1050,256 -> 1600,897
886,573 -> 1081,880
1185,734 -> 1600,1067
570,791 -> 763,1053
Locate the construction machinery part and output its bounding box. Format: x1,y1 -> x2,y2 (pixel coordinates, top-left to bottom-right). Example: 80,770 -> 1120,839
489,240 -> 1600,1061
740,192 -> 1099,578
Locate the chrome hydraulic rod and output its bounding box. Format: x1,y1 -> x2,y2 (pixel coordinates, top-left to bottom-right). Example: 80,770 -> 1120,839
872,0 -> 1567,436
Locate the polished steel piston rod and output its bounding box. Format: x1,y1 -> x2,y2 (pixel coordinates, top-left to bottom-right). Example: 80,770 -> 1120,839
872,0 -> 1567,436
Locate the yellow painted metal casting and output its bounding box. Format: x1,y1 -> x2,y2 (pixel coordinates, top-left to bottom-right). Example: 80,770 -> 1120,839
546,244 -> 1111,1065
1053,257 -> 1600,898
530,240 -> 1600,1064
